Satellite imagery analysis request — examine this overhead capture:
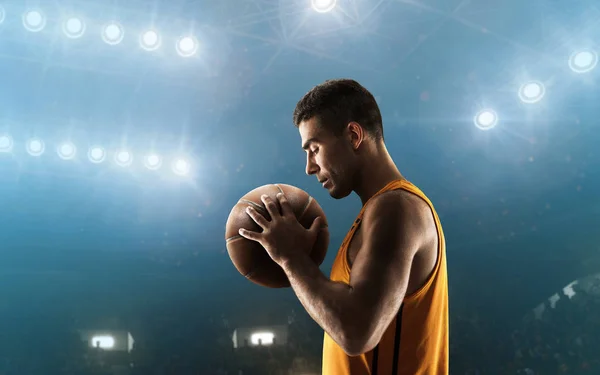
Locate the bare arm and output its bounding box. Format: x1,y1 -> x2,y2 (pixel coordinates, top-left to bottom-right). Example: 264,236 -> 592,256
280,190 -> 435,355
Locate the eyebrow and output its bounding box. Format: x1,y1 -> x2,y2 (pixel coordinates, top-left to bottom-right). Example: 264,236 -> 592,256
301,137 -> 318,150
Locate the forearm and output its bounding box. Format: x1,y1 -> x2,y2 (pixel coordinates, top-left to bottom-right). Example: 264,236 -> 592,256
280,252 -> 360,351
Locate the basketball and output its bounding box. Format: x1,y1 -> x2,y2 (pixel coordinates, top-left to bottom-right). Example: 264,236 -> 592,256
225,183 -> 329,288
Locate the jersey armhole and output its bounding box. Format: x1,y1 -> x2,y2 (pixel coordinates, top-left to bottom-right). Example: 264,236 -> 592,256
403,196 -> 443,302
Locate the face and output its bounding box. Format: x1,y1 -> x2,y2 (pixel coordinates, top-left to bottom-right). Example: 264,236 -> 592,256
298,118 -> 361,199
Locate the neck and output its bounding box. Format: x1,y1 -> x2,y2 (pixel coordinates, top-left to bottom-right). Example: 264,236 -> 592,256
354,143 -> 404,205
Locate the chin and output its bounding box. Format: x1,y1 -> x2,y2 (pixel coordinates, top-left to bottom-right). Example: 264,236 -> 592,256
329,184 -> 352,199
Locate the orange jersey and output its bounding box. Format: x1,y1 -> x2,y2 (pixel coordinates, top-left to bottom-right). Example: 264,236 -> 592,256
322,179 -> 449,375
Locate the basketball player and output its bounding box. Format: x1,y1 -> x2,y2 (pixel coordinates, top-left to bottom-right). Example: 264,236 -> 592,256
238,79 -> 449,375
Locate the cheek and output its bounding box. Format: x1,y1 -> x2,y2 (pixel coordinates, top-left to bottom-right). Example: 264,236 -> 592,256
315,155 -> 323,168
316,153 -> 330,170
318,153 -> 336,175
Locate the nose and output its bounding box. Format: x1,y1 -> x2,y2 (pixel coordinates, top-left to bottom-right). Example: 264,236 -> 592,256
305,155 -> 318,176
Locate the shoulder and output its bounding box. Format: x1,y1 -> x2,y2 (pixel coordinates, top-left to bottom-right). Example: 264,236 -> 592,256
363,188 -> 431,222
362,188 -> 436,248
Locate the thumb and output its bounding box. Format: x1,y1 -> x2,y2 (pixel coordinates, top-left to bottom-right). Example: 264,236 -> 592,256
309,216 -> 323,234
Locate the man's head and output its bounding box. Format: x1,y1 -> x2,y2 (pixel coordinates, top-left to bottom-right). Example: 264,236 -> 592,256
293,79 -> 384,199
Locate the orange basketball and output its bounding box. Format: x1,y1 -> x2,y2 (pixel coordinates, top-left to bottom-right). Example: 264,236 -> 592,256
225,183 -> 329,288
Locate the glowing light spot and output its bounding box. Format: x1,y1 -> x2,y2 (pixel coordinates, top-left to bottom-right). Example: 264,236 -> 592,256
311,0 -> 337,13
102,22 -> 124,45
63,17 -> 85,38
474,109 -> 498,130
140,30 -> 161,51
176,36 -> 198,57
23,10 -> 46,32
569,50 -> 598,74
518,81 -> 545,104
57,142 -> 77,160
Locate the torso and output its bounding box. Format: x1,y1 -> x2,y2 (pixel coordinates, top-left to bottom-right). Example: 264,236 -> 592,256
346,192 -> 438,296
323,181 -> 449,375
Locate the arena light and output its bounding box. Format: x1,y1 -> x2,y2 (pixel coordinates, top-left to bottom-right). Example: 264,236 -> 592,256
140,29 -> 161,51
91,335 -> 115,349
172,158 -> 190,176
63,16 -> 86,39
102,22 -> 124,45
250,332 -> 275,346
22,10 -> 46,32
0,134 -> 13,153
114,149 -> 133,167
311,0 -> 337,13
0,6 -> 5,25
518,81 -> 545,104
57,142 -> 77,160
474,109 -> 498,130
176,36 -> 198,57
144,154 -> 162,170
88,146 -> 106,163
26,138 -> 45,156
569,49 -> 598,74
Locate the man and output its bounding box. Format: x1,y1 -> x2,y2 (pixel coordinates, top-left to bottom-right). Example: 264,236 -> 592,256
238,79 -> 449,374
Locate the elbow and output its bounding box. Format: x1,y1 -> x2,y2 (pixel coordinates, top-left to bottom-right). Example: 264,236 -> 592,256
342,344 -> 367,357
338,303 -> 382,356
340,327 -> 378,357
342,339 -> 375,357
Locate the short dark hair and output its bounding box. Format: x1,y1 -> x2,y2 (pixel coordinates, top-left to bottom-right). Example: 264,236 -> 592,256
293,79 -> 384,141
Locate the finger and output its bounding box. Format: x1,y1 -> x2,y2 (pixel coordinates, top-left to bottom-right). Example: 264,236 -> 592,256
309,216 -> 323,234
245,206 -> 269,229
261,194 -> 281,218
238,228 -> 262,242
276,193 -> 294,217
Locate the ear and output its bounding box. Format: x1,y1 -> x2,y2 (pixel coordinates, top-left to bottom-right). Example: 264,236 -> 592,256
346,122 -> 365,150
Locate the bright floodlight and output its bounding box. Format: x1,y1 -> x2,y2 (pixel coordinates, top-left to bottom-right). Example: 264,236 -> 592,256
518,81 -> 545,104
312,0 -> 337,13
102,22 -> 124,45
0,134 -> 13,152
144,154 -> 162,170
474,109 -> 498,130
172,158 -> 190,176
569,50 -> 598,74
176,36 -> 198,57
23,10 -> 46,32
57,142 -> 77,160
63,17 -> 86,39
26,138 -> 45,156
140,30 -> 161,51
250,332 -> 275,346
91,335 -> 115,349
0,6 -> 5,25
88,146 -> 106,163
115,150 -> 133,167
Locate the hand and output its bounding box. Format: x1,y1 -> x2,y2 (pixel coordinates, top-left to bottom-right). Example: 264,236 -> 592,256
238,193 -> 323,265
